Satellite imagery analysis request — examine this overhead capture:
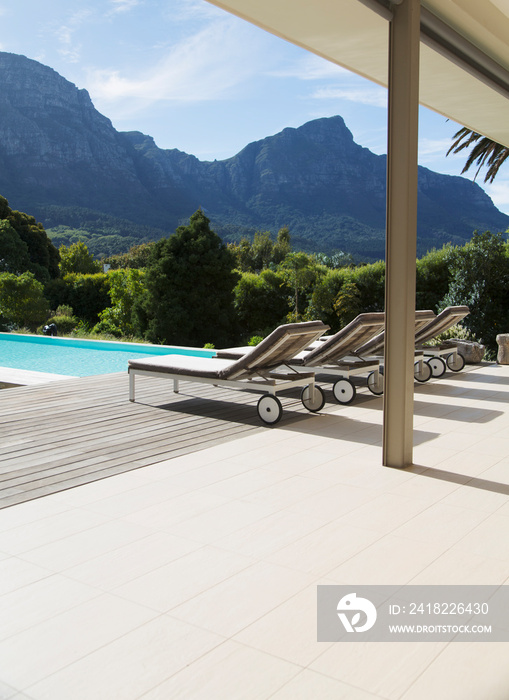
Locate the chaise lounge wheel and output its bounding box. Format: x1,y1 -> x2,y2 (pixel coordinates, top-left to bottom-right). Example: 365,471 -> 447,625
446,351 -> 465,372
414,359 -> 432,383
333,378 -> 356,404
428,356 -> 447,378
301,385 -> 326,413
367,371 -> 384,395
257,395 -> 283,425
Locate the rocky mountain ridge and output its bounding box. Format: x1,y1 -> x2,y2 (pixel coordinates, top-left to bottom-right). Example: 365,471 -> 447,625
0,51 -> 507,259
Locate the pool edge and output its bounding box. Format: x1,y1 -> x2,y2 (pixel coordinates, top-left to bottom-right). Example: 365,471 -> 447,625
0,366 -> 79,388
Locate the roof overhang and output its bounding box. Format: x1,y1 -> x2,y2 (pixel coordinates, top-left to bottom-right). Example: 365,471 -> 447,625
205,0 -> 509,147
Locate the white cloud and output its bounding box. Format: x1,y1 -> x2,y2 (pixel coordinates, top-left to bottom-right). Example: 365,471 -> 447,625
417,137 -> 469,171
311,86 -> 387,108
87,18 -> 265,104
278,53 -> 386,109
418,137 -> 455,160
108,0 -> 142,14
55,9 -> 93,63
168,0 -> 227,22
56,30 -> 82,63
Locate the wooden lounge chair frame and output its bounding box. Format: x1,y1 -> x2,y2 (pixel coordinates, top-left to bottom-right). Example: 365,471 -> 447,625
414,305 -> 470,376
354,310 -> 437,384
288,312 -> 386,404
129,320 -> 329,425
217,313 -> 386,405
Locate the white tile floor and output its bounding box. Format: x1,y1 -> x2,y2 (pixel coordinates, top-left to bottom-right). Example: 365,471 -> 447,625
2,363 -> 509,699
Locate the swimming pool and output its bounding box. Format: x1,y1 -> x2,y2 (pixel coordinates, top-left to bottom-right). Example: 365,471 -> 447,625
0,333 -> 216,378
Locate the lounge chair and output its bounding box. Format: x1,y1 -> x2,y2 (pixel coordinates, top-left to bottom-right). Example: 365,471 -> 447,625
354,309 -> 437,383
128,320 -> 329,425
290,312 -> 386,403
414,305 -> 470,376
217,313 -> 385,405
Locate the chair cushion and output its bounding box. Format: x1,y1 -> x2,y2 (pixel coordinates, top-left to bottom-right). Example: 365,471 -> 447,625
128,355 -> 236,379
129,320 -> 329,381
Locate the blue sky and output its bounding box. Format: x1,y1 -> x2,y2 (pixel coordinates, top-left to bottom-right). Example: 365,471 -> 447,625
1,0 -> 508,214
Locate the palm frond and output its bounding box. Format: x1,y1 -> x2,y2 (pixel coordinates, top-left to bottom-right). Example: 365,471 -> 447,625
447,127 -> 509,183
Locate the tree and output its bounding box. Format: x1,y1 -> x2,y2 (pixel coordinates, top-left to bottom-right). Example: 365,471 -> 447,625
94,269 -> 145,337
0,220 -> 31,274
278,252 -> 321,321
447,127 -> 509,183
439,231 -> 509,355
134,210 -> 239,346
251,231 -> 275,271
0,271 -> 49,330
314,251 -> 354,268
228,227 -> 292,272
309,260 -> 384,329
234,269 -> 290,338
308,267 -> 349,331
228,238 -> 254,272
59,241 -> 102,275
103,242 -> 156,270
45,272 -> 111,325
0,195 -> 59,281
351,260 -> 385,312
416,245 -> 455,312
333,280 -> 362,327
272,226 -> 292,264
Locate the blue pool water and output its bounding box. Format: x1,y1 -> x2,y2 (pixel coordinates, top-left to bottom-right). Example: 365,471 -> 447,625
0,333 -> 215,377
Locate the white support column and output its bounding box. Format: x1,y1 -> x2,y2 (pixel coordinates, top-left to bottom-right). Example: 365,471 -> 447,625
383,0 -> 420,468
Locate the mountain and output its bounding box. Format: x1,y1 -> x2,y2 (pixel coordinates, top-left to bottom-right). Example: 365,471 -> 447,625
1,51 -> 508,260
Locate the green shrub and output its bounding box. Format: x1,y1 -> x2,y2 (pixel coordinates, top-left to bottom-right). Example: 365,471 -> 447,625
416,246 -> 455,311
439,231 -> 509,354
308,268 -> 349,331
92,318 -> 122,338
58,241 -> 101,275
43,314 -> 78,334
95,269 -> 145,337
233,269 -> 290,339
55,304 -> 74,317
64,273 -> 110,324
71,320 -> 92,336
0,271 -> 49,330
425,324 -> 473,346
351,260 -> 385,312
309,261 -> 384,330
334,280 -> 362,326
44,274 -> 110,325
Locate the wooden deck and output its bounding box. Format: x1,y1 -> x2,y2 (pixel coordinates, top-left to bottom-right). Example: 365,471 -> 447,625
0,371 -> 338,510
